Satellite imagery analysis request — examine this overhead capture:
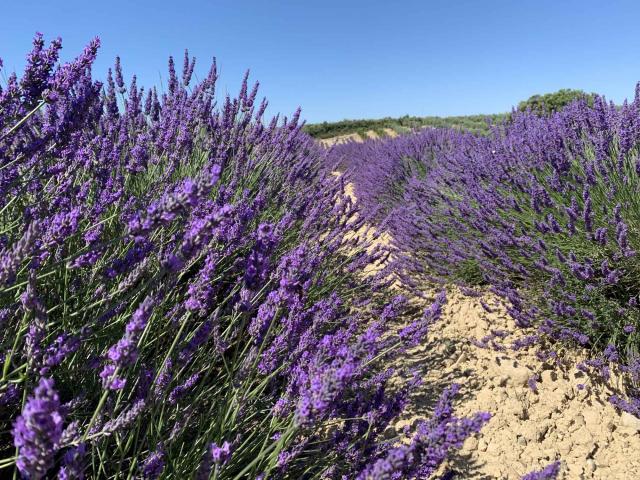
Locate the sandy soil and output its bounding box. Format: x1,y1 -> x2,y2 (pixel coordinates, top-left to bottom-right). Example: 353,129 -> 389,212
318,128 -> 398,147
335,174 -> 640,479
364,130 -> 379,139
392,288 -> 640,479
319,132 -> 363,147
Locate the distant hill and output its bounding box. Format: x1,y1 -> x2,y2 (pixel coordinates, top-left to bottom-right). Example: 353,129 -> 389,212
303,113 -> 508,139
304,89 -> 596,140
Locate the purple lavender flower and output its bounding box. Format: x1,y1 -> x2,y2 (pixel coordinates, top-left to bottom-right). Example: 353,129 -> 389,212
9,33 -> 608,480
399,290 -> 446,348
594,227 -> 607,245
0,222 -> 40,286
153,358 -> 173,400
48,37 -> 100,96
210,441 -> 232,465
194,441 -> 233,480
13,378 -> 65,479
616,220 -> 629,251
102,399 -> 146,434
603,344 -> 619,362
0,384 -> 20,407
100,295 -> 156,390
20,33 -> 62,106
114,56 -> 125,93
168,372 -> 201,404
182,49 -> 196,86
582,188 -> 593,232
140,446 -> 165,479
521,461 -> 561,480
40,333 -> 80,375
21,274 -> 48,367
58,443 -> 87,480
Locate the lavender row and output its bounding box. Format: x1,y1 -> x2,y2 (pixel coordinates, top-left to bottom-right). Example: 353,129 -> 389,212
0,35 -> 487,479
328,88 -> 640,447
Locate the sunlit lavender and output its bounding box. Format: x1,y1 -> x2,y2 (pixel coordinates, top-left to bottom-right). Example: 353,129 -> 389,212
0,35 -> 489,479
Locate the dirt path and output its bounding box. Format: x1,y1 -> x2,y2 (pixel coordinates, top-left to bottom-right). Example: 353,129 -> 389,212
335,174 -> 640,479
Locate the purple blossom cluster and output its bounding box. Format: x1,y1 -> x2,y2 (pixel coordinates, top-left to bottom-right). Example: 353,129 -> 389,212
521,461 -> 562,480
12,378 -> 64,479
0,35 -> 482,479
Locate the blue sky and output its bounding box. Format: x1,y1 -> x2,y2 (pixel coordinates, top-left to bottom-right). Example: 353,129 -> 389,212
2,0 -> 640,123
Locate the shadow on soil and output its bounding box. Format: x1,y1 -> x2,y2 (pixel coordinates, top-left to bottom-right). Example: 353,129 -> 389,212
392,319 -> 495,479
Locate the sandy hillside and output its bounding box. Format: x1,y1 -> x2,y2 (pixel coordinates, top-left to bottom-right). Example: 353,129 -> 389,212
337,174 -> 640,479
319,132 -> 363,147
382,127 -> 398,137
318,128 -> 398,147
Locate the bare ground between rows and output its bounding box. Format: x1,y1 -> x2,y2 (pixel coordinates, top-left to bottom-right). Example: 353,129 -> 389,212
389,288 -> 640,480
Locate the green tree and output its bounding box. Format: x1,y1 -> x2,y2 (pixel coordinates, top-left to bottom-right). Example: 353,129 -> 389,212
517,89 -> 595,115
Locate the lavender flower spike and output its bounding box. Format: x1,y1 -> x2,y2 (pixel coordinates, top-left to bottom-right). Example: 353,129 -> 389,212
57,443 -> 87,480
140,445 -> 165,479
13,377 -> 65,480
521,461 -> 561,480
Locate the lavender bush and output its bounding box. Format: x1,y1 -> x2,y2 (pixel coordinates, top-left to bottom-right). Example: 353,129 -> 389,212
331,91 -> 640,421
0,35 -> 486,479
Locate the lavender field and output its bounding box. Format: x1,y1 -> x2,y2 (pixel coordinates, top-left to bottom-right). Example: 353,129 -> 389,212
1,34 -> 640,480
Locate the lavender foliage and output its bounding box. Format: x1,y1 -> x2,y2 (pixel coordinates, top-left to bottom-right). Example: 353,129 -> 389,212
0,35 -> 479,479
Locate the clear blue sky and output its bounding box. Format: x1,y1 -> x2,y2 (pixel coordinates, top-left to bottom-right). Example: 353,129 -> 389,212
2,0 -> 640,123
